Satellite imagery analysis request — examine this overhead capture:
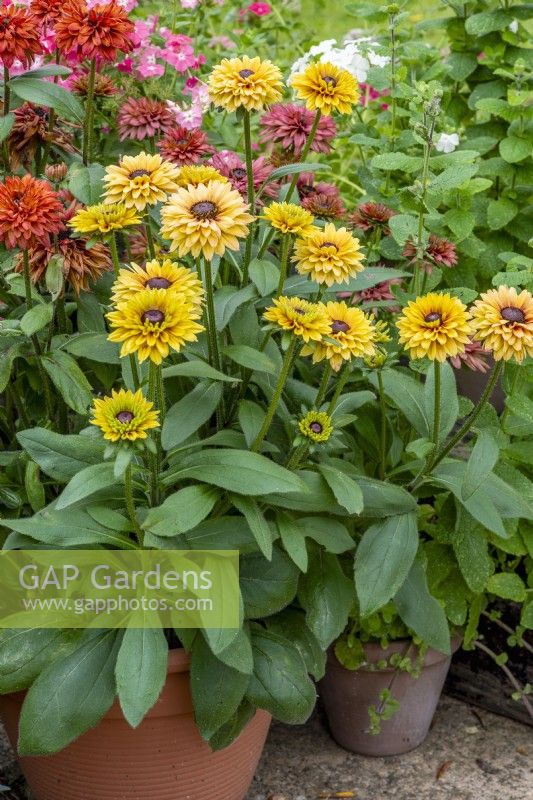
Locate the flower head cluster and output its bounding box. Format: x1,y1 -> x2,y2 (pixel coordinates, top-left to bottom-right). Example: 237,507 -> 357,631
91,389 -> 159,442
291,62 -> 360,116
55,0 -> 135,63
264,296 -> 330,343
0,5 -> 42,69
471,286 -> 533,363
104,153 -> 181,212
0,175 -> 64,250
290,37 -> 389,83
397,293 -> 472,362
292,223 -> 364,287
403,234 -> 457,274
158,125 -> 214,166
211,151 -> 277,202
117,98 -> 174,142
208,56 -> 283,112
175,165 -> 227,188
263,202 -> 315,237
259,103 -> 337,156
111,258 -> 203,307
299,410 -> 333,443
69,203 -> 141,235
349,202 -> 395,236
302,301 -> 376,371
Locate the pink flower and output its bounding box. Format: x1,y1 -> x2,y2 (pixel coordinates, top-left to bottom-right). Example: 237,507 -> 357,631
297,173 -> 340,200
260,103 -> 337,156
137,45 -> 165,78
242,2 -> 272,15
209,35 -> 236,49
359,82 -> 389,110
449,340 -> 492,373
211,150 -> 278,202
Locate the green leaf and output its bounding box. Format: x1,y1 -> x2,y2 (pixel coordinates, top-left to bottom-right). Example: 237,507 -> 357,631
453,508 -> 492,594
395,560 -> 451,655
284,269 -> 408,296
461,429 -> 499,501
424,361 -> 458,444
431,462 -> 507,538
371,369 -> 430,438
175,449 -> 308,496
231,495 -> 273,560
63,333 -> 121,364
3,508 -> 135,548
190,635 -> 249,740
486,573 -> 526,602
503,393 -> 533,437
429,164 -> 478,193
42,350 -> 93,415
388,214 -> 419,246
298,550 -> 353,649
249,258 -> 279,296
143,485 -> 219,537
466,7 -> 532,36
446,51 -> 478,81
487,198 -> 518,230
162,360 -> 237,383
0,629 -> 79,694
214,284 -> 257,331
24,461 -> 45,513
354,512 -> 418,617
45,255 -> 64,299
204,628 -> 253,675
240,547 -> 299,619
18,631 -> 121,755
300,516 -> 354,554
266,609 -> 326,681
444,208 -> 475,241
9,77 -> 84,122
500,136 -> 532,164
16,428 -> 105,482
246,628 -> 315,724
238,400 -> 265,448
357,475 -> 417,517
265,162 -> 328,183
55,463 -> 121,510
67,163 -> 105,204
20,303 -> 54,337
115,627 -> 168,728
276,512 -> 307,571
370,153 -> 422,172
207,700 -> 255,751
223,344 -> 276,375
162,381 -> 223,449
0,113 -> 15,143
317,463 -> 363,515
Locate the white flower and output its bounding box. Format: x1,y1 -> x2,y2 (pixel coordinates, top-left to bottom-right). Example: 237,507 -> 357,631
435,132 -> 460,154
290,37 -> 389,83
509,19 -> 519,33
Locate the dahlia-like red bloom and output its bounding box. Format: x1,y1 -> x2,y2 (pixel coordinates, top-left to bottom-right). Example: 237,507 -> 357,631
0,5 -> 42,69
0,175 -> 64,250
297,172 -> 340,200
260,103 -> 337,156
211,151 -> 278,202
117,97 -> 174,142
54,0 -> 135,63
351,277 -> 402,313
9,103 -> 74,170
403,233 -> 458,274
71,70 -> 117,97
349,202 -> 396,235
301,192 -> 346,220
30,0 -> 64,28
449,340 -> 492,373
158,125 -> 214,166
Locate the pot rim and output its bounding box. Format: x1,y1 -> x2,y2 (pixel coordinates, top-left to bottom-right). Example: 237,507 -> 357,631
168,646 -> 190,674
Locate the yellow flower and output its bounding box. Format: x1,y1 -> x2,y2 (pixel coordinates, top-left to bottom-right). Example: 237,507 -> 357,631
299,410 -> 333,443
176,165 -> 228,188
291,61 -> 359,116
208,55 -> 283,112
160,180 -> 253,260
103,152 -> 181,212
263,296 -> 330,343
68,203 -> 140,235
303,301 -> 375,371
111,258 -> 204,307
471,285 -> 533,363
292,223 -> 365,287
90,389 -> 159,443
396,293 -> 472,362
370,318 -> 391,343
107,288 -> 204,364
263,202 -> 315,236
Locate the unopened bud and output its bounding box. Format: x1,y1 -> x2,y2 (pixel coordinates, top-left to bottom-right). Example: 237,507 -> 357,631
45,163 -> 68,183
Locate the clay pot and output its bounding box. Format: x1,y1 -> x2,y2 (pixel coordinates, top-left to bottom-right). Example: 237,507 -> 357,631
0,648 -> 270,800
319,639 -> 460,757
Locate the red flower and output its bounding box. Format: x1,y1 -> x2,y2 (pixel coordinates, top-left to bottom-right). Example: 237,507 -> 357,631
0,175 -> 64,250
297,172 -> 340,200
158,124 -> 214,166
117,97 -> 174,142
301,192 -> 346,221
211,151 -> 278,203
349,202 -> 396,235
0,5 -> 42,70
30,0 -> 64,28
260,103 -> 337,156
54,0 -> 135,63
244,3 -> 272,16
403,234 -> 458,274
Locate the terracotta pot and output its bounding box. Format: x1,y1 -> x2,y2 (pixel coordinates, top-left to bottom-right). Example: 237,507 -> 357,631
0,648 -> 270,800
319,639 -> 460,757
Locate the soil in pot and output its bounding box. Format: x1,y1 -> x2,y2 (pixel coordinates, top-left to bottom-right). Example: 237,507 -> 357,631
319,639 -> 460,757
0,649 -> 271,800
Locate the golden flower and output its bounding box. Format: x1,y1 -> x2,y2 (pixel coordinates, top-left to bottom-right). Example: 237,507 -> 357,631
263,296 -> 330,343
263,202 -> 315,236
90,389 -> 159,442
176,165 -> 228,188
471,285 -> 533,363
292,223 -> 364,287
107,289 -> 204,364
396,293 -> 472,362
291,62 -> 359,116
160,180 -> 253,260
299,410 -> 333,443
103,152 -> 181,212
69,203 -> 140,235
303,301 -> 375,371
371,318 -> 391,343
208,55 -> 283,112
111,258 -> 204,307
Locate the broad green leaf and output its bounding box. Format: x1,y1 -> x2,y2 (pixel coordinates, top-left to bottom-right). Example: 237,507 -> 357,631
223,344 -> 276,375
266,609 -> 326,681
162,381 -> 223,449
162,360 -> 237,383
371,369 -> 430,438
20,303 -> 54,337
55,463 -> 121,510
429,164 -> 478,193
67,163 -> 105,204
249,258 -> 279,296
453,508 -> 492,593
240,547 -> 299,619
388,214 -> 418,246
214,284 -> 257,331
354,512 -> 418,617
3,508 -> 135,548
356,475 -> 417,517
246,628 -> 315,724
431,462 -> 507,538
461,429 -> 499,501
0,113 -> 14,143
487,197 -> 518,230
232,495 -> 273,560
115,627 -> 168,728
500,136 -> 531,164
284,269 -> 408,296
18,631 -> 121,755
298,550 -> 353,649
486,572 -> 526,602
204,628 -> 253,675
0,629 -> 79,694
24,461 -> 45,513
444,208 -> 475,241
16,428 -> 105,482
9,77 -> 84,122
238,400 -> 265,448
63,334 -> 121,364
300,516 -> 354,554
42,350 -> 93,415
394,560 -> 451,655
276,512 -> 307,571
207,700 -> 255,751
370,153 -> 422,172
265,162 -> 328,183
317,464 -> 363,515
143,485 -> 219,537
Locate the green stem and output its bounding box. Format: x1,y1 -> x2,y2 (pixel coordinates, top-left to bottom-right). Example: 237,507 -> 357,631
411,115 -> 436,295
22,250 -> 33,310
129,353 -> 140,391
110,232 -> 121,277
241,110 -> 255,285
315,362 -> 332,408
275,234 -> 291,297
378,369 -> 387,480
326,363 -> 351,415
124,465 -> 143,542
82,59 -> 97,166
251,337 -> 297,452
148,362 -> 161,506
286,441 -> 309,471
203,256 -> 221,371
432,360 -> 441,448
144,216 -> 156,259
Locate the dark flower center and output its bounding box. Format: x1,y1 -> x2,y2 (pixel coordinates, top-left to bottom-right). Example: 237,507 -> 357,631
191,200 -> 218,219
322,241 -> 337,248
116,411 -> 134,424
0,18 -> 10,30
141,309 -> 165,325
239,69 -> 255,79
501,306 -> 525,324
231,167 -> 247,180
129,169 -> 151,179
424,312 -> 441,323
331,319 -> 350,334
310,421 -> 323,433
323,75 -> 337,87
294,307 -> 306,315
35,108 -> 48,119
146,277 -> 172,289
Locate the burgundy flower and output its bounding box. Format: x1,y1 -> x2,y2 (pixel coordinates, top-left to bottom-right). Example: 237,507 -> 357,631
210,151 -> 278,202
117,97 -> 174,142
403,234 -> 458,274
449,340 -> 492,373
9,103 -> 74,171
349,202 -> 396,235
297,172 -> 340,200
158,124 -> 214,166
260,103 -> 337,156
301,192 -> 346,221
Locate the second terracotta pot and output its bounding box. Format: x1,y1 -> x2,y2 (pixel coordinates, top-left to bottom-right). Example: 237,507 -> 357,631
0,648 -> 271,800
319,639 -> 459,757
